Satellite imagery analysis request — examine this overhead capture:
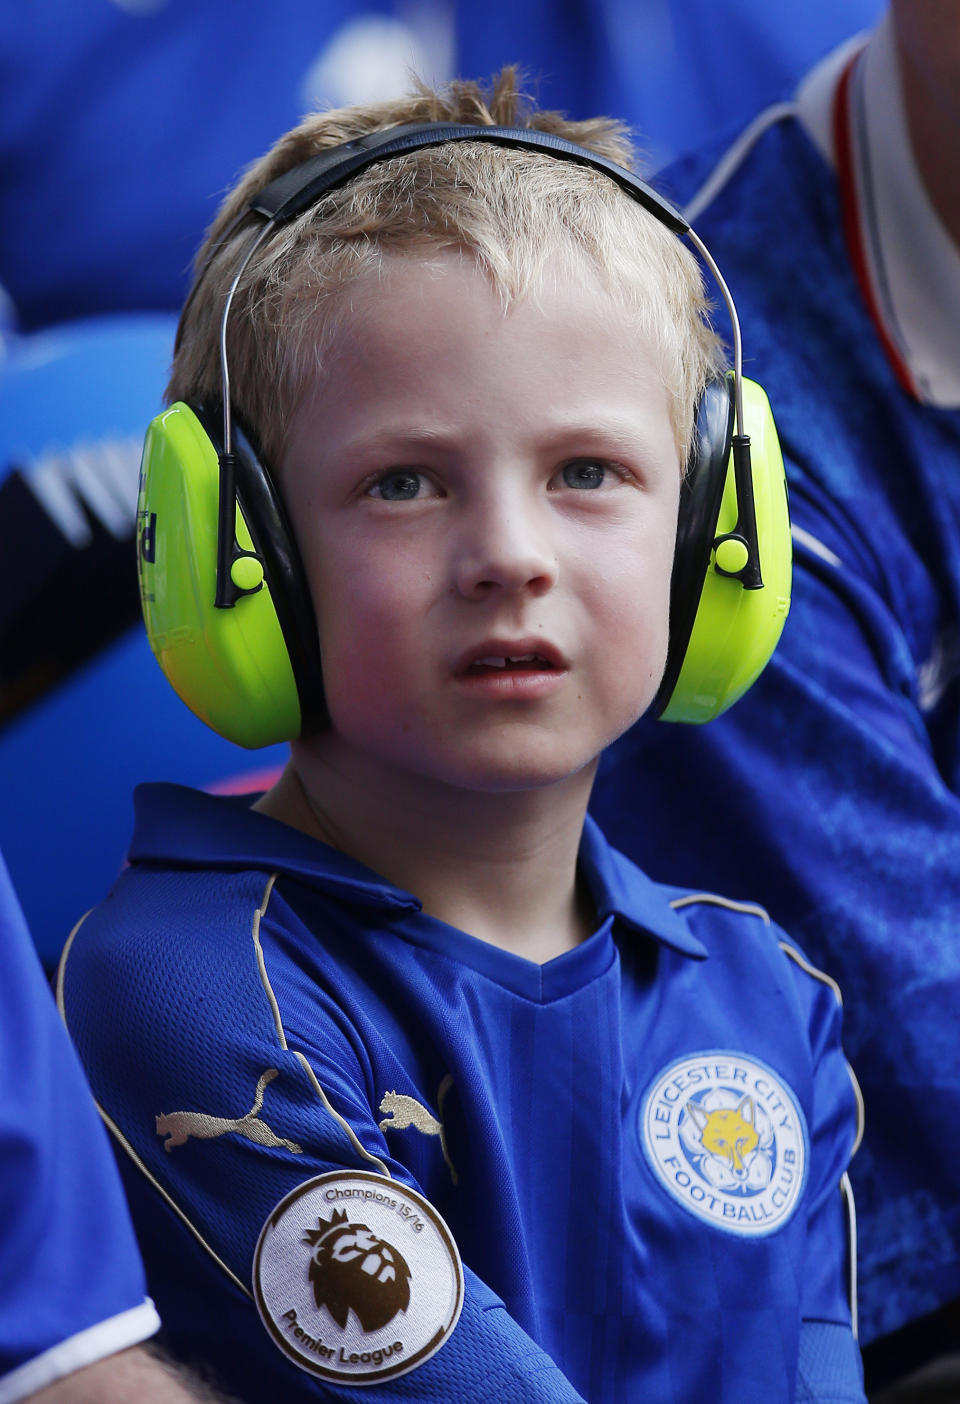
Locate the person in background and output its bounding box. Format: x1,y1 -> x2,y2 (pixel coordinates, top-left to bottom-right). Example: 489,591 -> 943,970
0,851 -> 232,1403
591,2 -> 960,1393
0,0 -> 880,328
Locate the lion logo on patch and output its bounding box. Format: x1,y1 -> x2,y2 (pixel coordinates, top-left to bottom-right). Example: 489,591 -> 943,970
304,1209 -> 412,1333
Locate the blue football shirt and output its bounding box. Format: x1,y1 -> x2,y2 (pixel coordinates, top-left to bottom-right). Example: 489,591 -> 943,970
60,785 -> 865,1401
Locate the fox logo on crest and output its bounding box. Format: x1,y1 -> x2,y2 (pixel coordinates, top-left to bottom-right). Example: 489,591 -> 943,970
305,1209 -> 412,1334
685,1096 -> 760,1177
680,1089 -> 774,1193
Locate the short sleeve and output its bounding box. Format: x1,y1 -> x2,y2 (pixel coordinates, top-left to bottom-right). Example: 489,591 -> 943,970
59,867 -> 585,1403
0,854 -> 158,1403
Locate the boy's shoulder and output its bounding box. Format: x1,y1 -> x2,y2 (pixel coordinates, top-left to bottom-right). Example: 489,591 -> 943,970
59,779 -> 412,1044
57,783 -> 388,1222
600,828 -> 847,1026
90,779 -> 421,938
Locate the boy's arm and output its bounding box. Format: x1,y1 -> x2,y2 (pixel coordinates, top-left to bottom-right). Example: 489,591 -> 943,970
26,1347 -> 233,1403
59,904 -> 584,1404
115,1044 -> 584,1403
121,1151 -> 583,1404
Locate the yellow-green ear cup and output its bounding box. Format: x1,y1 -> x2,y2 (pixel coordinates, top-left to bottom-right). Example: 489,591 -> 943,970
656,377 -> 791,724
137,402 -> 305,748
651,375 -> 734,719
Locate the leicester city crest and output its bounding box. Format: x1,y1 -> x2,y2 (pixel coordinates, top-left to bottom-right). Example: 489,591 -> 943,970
640,1051 -> 808,1236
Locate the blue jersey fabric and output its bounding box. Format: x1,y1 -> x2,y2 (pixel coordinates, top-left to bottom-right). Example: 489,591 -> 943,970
590,111 -> 960,1348
0,852 -> 158,1402
60,783 -> 864,1402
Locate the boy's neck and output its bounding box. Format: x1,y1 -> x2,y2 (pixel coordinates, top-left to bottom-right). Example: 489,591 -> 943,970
254,747 -> 599,965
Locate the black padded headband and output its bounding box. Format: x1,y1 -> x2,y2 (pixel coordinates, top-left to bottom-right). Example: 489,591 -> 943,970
249,122 -> 690,232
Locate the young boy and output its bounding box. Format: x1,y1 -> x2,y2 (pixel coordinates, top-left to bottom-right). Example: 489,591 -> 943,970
58,73 -> 865,1403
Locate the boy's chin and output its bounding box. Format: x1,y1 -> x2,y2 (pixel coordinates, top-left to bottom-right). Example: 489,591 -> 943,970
422,749 -> 602,797
299,723 -> 623,800
371,747 -> 600,797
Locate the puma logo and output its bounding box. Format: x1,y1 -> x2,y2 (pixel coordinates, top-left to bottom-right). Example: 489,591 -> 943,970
378,1076 -> 458,1185
156,1068 -> 302,1155
685,1096 -> 759,1177
378,1091 -> 442,1136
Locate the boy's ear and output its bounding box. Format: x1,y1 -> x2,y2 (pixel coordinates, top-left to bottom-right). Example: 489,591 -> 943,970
136,402 -> 326,748
651,374 -> 792,724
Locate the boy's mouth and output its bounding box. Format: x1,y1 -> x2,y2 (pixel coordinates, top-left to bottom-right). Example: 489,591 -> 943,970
466,654 -> 556,674
456,640 -> 568,676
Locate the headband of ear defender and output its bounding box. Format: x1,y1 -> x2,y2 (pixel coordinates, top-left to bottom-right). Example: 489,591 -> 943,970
137,122 -> 792,748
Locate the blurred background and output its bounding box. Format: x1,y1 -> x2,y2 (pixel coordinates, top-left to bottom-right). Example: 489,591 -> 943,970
0,0 -> 882,968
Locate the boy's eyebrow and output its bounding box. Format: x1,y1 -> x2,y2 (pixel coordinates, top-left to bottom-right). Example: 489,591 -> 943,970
322,418 -> 665,463
323,424 -> 464,459
531,420 -> 663,454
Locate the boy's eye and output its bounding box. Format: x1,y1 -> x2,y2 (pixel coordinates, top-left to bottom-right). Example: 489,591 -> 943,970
367,470 -> 433,501
560,460 -> 608,490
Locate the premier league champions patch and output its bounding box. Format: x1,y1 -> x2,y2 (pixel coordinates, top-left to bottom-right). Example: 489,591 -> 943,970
254,1171 -> 463,1385
640,1051 -> 808,1236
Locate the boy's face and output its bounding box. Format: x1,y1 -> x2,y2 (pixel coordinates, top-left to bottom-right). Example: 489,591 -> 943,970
281,250 -> 681,795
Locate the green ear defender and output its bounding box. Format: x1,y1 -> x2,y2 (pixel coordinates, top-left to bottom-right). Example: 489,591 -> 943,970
651,374 -> 790,723
137,123 -> 792,748
137,403 -> 324,748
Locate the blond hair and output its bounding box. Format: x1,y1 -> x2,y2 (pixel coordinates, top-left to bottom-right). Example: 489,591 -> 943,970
169,69 -> 724,468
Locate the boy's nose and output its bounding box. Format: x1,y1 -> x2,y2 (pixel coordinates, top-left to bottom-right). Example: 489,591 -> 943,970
452,502 -> 557,601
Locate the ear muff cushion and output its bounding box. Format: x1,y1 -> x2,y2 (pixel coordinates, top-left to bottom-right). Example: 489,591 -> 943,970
652,375 -> 735,718
195,404 -> 327,733
654,376 -> 791,724
138,402 -> 309,748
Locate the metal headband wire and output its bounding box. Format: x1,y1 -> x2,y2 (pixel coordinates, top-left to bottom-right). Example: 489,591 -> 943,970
685,227 -> 745,438
218,218 -> 276,457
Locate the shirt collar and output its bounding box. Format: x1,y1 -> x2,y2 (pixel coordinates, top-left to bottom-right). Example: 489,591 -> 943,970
129,782 -> 423,912
130,783 -> 706,958
794,31 -> 868,166
578,815 -> 707,959
796,16 -> 960,407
